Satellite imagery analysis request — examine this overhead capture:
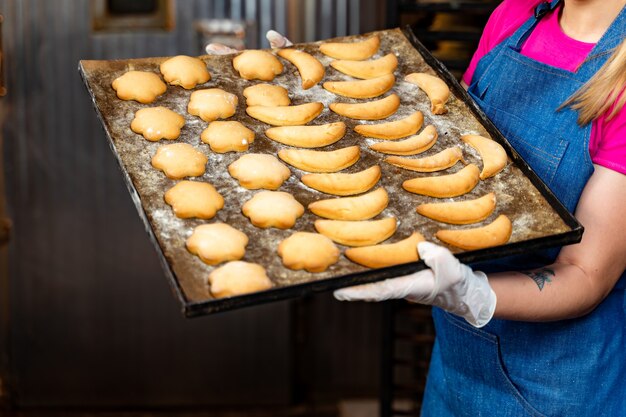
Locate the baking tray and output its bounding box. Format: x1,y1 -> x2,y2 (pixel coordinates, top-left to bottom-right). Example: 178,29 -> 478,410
79,27 -> 582,317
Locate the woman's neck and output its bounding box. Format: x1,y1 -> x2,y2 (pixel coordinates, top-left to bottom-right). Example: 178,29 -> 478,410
560,0 -> 625,43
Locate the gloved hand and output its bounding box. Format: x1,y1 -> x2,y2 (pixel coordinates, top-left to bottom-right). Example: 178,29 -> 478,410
205,30 -> 292,54
334,242 -> 497,328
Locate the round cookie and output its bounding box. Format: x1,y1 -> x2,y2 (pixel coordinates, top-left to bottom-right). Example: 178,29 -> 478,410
208,261 -> 273,298
233,50 -> 283,81
131,106 -> 185,141
277,232 -> 340,273
111,70 -> 166,104
160,55 -> 211,89
242,191 -> 304,229
187,88 -> 238,122
242,84 -> 290,107
151,143 -> 208,179
186,223 -> 248,266
164,180 -> 224,219
228,153 -> 291,190
200,121 -> 255,153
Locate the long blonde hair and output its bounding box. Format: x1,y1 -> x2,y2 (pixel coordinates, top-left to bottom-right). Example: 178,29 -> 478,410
562,39 -> 626,125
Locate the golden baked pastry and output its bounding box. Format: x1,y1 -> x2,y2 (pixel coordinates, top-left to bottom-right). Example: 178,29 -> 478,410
200,121 -> 255,153
265,122 -> 346,148
111,70 -> 166,104
246,102 -> 324,126
159,55 -> 210,89
151,143 -> 208,179
314,217 -> 397,247
369,124 -> 437,155
243,83 -> 291,107
416,193 -> 496,225
308,187 -> 389,220
385,147 -> 464,172
187,88 -> 238,122
405,72 -> 450,115
242,191 -> 304,229
208,261 -> 273,298
402,164 -> 480,198
277,49 -> 325,90
323,73 -> 395,99
228,153 -> 291,190
233,50 -> 283,81
278,146 -> 360,173
164,180 -> 224,219
329,94 -> 400,120
277,232 -> 340,272
344,232 -> 426,268
130,106 -> 185,141
319,35 -> 380,60
461,134 -> 508,179
186,223 -> 248,265
301,165 -> 381,196
436,214 -> 512,250
355,111 -> 423,140
330,53 -> 398,79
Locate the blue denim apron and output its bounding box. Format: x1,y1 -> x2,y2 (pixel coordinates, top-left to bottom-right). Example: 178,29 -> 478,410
421,2 -> 626,416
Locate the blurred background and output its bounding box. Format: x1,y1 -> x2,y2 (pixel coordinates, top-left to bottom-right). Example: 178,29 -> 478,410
0,1 -> 499,416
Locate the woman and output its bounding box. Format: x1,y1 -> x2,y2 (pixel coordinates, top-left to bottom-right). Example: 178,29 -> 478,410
336,0 -> 626,415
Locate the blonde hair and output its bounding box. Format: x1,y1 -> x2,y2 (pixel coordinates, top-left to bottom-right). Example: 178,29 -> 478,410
562,39 -> 626,125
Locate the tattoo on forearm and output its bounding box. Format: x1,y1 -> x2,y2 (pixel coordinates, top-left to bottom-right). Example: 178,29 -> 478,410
523,268 -> 555,291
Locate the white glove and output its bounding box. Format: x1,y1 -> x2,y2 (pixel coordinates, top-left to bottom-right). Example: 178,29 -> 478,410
205,30 -> 292,55
334,242 -> 497,328
266,30 -> 293,48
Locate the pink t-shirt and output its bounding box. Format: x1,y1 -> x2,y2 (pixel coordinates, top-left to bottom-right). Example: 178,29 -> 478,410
462,0 -> 626,175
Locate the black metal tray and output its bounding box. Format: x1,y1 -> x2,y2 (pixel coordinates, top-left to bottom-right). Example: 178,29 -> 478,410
79,27 -> 582,317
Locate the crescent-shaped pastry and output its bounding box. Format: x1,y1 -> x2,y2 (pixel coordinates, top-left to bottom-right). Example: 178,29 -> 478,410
461,134 -> 508,179
308,187 -> 389,220
243,83 -> 291,107
277,49 -> 325,90
369,124 -> 437,155
319,35 -> 380,60
301,165 -> 381,196
278,146 -> 360,173
355,111 -> 424,141
323,74 -> 395,99
330,53 -> 398,79
405,72 -> 450,115
402,164 -> 480,198
265,122 -> 346,148
246,102 -> 324,126
385,146 -> 464,172
329,94 -> 400,120
315,217 -> 397,247
344,232 -> 426,268
416,193 -> 497,225
436,214 -> 512,250
233,50 -> 283,81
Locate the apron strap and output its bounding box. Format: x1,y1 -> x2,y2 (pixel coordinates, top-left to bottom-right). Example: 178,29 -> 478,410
578,4 -> 626,77
509,0 -> 562,51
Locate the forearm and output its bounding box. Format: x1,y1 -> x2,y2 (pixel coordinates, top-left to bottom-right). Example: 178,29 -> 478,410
489,262 -> 605,321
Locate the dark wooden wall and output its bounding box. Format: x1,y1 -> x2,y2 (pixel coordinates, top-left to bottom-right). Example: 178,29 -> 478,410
0,0 -> 386,408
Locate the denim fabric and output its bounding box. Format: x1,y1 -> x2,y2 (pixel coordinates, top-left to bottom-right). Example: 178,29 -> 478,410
422,1 -> 626,416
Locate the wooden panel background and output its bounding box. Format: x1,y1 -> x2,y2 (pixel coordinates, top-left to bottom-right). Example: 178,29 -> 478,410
0,0 -> 386,408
